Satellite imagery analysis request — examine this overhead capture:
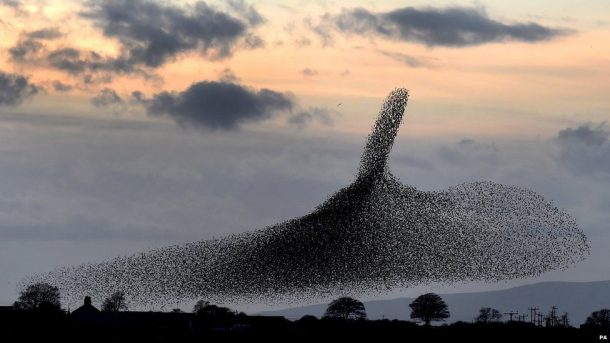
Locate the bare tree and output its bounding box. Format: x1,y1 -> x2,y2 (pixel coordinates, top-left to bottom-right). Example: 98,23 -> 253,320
101,291 -> 128,312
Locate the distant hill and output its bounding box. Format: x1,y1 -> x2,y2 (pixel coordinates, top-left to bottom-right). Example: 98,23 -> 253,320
260,280 -> 610,325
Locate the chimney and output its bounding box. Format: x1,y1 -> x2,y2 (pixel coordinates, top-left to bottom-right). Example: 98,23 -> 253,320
84,296 -> 92,306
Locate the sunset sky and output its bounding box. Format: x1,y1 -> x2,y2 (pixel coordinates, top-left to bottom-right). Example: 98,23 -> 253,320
1,0 -> 609,310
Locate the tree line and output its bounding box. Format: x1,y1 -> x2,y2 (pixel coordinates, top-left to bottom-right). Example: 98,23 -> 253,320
9,282 -> 610,329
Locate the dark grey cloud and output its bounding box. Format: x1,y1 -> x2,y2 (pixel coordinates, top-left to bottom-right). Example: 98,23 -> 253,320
9,40 -> 145,81
82,0 -> 264,68
26,28 -> 63,40
289,107 -> 335,129
318,6 -> 569,47
558,125 -> 608,146
7,1 -> 263,83
46,48 -> 137,75
91,88 -> 123,107
9,39 -> 44,62
557,124 -> 610,175
0,71 -> 39,106
139,81 -> 294,130
243,34 -> 265,49
0,0 -> 19,9
288,112 -> 312,128
51,80 -> 72,92
301,68 -> 318,76
377,50 -> 431,68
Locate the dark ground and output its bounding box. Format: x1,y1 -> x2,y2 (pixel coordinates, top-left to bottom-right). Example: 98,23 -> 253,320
0,308 -> 607,342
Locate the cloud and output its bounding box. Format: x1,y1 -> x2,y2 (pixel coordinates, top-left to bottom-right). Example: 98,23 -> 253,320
0,71 -> 39,106
301,68 -> 318,77
91,88 -> 123,107
7,1 -> 263,83
556,124 -> 610,175
227,0 -> 265,26
377,50 -> 432,68
436,138 -> 499,167
26,28 -> 63,40
217,68 -> 240,83
294,37 -> 312,47
288,112 -> 312,128
9,39 -> 44,62
288,107 -> 335,129
46,48 -> 137,75
0,0 -> 19,9
82,0 -> 264,67
0,0 -> 26,16
9,41 -> 146,81
317,6 -> 569,47
138,81 -> 294,130
51,80 -> 72,92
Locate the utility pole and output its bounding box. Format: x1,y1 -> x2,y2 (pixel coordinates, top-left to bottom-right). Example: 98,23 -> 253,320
528,307 -> 539,324
550,306 -> 558,327
537,313 -> 544,327
504,311 -> 518,322
561,312 -> 570,327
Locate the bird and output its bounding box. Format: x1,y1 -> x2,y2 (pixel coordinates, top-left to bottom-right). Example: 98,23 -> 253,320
32,88 -> 589,307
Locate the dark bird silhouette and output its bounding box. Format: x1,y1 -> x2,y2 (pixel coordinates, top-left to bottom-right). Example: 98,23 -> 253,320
31,88 -> 589,307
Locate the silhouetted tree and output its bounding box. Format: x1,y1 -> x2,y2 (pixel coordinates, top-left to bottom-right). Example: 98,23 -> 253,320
323,297 -> 367,320
476,307 -> 502,323
298,315 -> 319,323
409,293 -> 449,326
196,304 -> 233,317
585,309 -> 610,328
193,299 -> 210,313
13,282 -> 61,312
101,291 -> 127,312
195,303 -> 238,328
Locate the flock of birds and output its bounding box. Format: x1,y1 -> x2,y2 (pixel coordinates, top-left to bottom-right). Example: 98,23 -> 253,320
30,88 -> 589,307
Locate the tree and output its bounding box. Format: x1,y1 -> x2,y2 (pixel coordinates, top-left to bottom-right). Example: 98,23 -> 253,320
585,309 -> 610,328
476,307 -> 502,323
13,282 -> 61,312
193,299 -> 210,313
194,303 -> 238,328
101,291 -> 128,312
323,297 -> 367,320
409,293 -> 450,326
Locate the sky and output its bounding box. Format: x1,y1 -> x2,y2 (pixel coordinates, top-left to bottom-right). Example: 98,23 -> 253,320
0,0 -> 609,311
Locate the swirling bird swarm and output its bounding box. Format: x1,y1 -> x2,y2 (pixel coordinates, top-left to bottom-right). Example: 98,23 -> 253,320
31,89 -> 589,306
